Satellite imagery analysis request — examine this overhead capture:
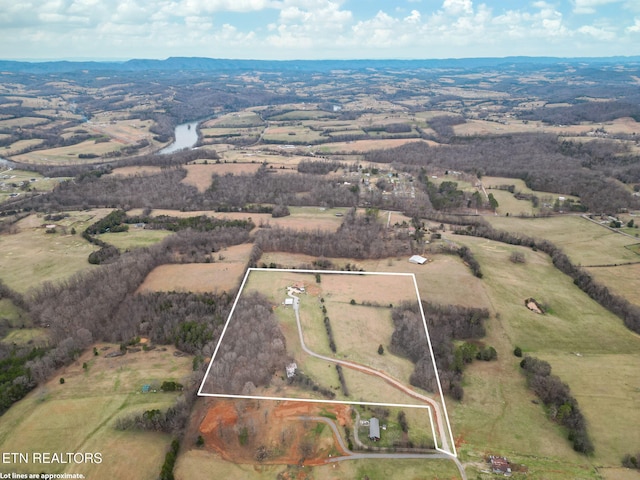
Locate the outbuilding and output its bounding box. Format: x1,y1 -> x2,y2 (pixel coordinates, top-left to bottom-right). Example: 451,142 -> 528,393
369,417 -> 380,441
409,254 -> 427,265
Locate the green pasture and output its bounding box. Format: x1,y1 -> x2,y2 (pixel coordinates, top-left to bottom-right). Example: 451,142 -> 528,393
487,215 -> 639,266
96,228 -> 172,251
262,125 -> 325,143
0,210 -> 112,293
327,303 -> 415,384
0,298 -> 46,345
328,128 -> 367,137
585,263 -> 640,307
12,139 -> 120,164
209,111 -> 264,127
201,126 -> 263,138
0,345 -> 192,478
447,232 -> 640,467
487,189 -> 536,216
538,352 -> 640,465
176,453 -> 462,480
269,110 -> 334,121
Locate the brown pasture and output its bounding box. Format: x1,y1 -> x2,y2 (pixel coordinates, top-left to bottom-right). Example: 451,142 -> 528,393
257,249 -> 490,309
318,272 -> 416,306
181,163 -> 262,192
111,166 -> 164,176
137,243 -> 253,293
318,138 -> 432,153
127,207 -> 345,232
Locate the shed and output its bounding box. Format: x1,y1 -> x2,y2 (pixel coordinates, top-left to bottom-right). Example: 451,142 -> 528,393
369,417 -> 380,441
141,384 -> 151,393
409,255 -> 427,265
284,298 -> 294,306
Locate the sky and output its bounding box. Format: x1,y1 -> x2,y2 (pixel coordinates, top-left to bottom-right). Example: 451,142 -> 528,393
1,0 -> 640,61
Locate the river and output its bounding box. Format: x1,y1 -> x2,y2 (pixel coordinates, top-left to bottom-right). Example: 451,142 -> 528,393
159,120 -> 199,154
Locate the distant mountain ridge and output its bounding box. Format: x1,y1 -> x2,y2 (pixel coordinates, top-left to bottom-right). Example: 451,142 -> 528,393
1,56 -> 640,74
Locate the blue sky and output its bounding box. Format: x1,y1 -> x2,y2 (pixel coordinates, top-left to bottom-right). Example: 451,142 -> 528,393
1,0 -> 639,60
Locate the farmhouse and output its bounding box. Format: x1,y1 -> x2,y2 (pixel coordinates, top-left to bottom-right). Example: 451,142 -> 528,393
369,417 -> 380,441
409,254 -> 427,265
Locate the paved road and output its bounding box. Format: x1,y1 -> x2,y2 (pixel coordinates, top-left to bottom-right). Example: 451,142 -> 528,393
289,294 -> 452,454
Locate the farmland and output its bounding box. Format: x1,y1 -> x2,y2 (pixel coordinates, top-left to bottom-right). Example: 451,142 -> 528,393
0,343 -> 193,479
1,56 -> 640,480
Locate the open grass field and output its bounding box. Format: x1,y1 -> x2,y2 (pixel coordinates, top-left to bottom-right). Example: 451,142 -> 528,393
327,303 -> 416,382
538,352 -> 640,465
222,149 -> 306,167
3,139 -> 46,156
85,117 -> 157,147
202,111 -> 264,128
11,139 -> 121,164
96,227 -> 172,251
487,215 -> 639,266
176,448 -> 461,479
0,116 -> 49,128
316,138 -> 431,153
262,206 -> 350,231
262,125 -> 325,143
446,232 -> 640,467
270,110 -> 334,121
128,206 -> 348,232
0,210 -> 114,293
137,243 -> 253,294
0,298 -> 46,345
111,165 -> 163,176
0,343 -> 192,478
487,189 -> 536,216
181,163 -> 263,192
585,263 -> 640,307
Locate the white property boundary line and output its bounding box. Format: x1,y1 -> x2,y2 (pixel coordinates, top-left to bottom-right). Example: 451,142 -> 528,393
197,267 -> 457,457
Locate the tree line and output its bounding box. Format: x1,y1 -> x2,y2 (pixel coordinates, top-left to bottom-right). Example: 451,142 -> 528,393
389,301 -> 490,400
452,219 -> 640,335
254,208 -> 414,261
520,356 -> 593,454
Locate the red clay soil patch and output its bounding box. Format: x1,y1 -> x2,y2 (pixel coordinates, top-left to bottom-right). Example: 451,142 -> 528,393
199,399 -> 351,467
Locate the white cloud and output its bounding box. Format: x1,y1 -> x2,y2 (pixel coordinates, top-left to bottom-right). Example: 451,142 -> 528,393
625,17 -> 640,33
578,24 -> 615,40
0,0 -> 634,60
572,0 -> 622,15
405,9 -> 421,23
441,0 -> 473,16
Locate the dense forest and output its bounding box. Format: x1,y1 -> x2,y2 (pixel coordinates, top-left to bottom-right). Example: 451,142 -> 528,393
203,292 -> 288,395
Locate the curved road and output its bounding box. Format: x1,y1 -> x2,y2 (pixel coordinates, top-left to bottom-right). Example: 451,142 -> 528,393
289,293 -> 464,477
298,414 -> 466,479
